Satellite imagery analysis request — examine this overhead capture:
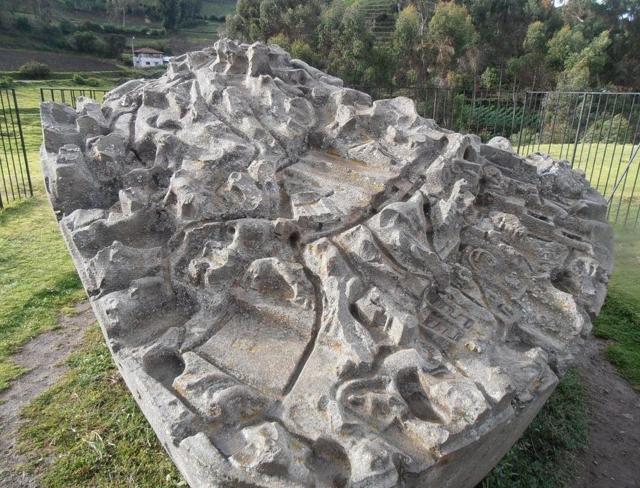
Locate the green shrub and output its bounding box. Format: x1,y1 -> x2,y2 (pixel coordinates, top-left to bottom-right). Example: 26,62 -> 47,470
73,74 -> 101,87
59,18 -> 76,35
69,30 -> 105,55
104,33 -> 127,58
18,61 -> 52,79
85,77 -> 100,87
121,53 -> 133,67
0,77 -> 14,88
72,73 -> 86,85
585,113 -> 632,143
14,16 -> 31,31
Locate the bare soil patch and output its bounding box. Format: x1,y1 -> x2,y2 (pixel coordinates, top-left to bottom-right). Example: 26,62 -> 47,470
571,336 -> 640,488
0,302 -> 95,487
0,50 -> 120,72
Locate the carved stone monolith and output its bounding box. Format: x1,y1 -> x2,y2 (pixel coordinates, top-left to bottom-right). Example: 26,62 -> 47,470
40,40 -> 613,488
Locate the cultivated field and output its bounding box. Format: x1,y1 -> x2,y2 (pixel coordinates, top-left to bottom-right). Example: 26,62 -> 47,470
0,49 -> 120,72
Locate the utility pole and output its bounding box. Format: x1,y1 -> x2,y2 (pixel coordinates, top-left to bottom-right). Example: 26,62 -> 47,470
131,37 -> 135,67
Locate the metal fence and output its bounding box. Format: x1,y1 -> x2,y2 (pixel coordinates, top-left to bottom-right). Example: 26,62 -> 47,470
41,85 -> 640,228
0,88 -> 32,209
357,85 -> 640,229
40,88 -> 110,108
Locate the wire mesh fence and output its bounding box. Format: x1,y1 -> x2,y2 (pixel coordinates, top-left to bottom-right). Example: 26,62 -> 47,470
0,88 -> 32,209
40,88 -> 110,108
356,85 -> 640,229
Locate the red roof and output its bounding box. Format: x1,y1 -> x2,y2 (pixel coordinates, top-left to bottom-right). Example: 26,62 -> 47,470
134,48 -> 164,55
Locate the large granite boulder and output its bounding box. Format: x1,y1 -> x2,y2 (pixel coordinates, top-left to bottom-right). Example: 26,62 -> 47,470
40,40 -> 613,488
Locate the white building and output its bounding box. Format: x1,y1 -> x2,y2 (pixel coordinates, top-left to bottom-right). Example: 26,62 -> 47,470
133,48 -> 165,68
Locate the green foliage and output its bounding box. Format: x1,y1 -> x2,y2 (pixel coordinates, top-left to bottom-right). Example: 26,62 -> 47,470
268,33 -> 292,52
69,30 -> 105,55
482,369 -> 589,488
524,20 -> 547,55
103,33 -> 127,58
592,229 -> 640,391
546,25 -> 586,70
428,2 -> 478,55
0,77 -> 14,88
73,73 -> 101,86
584,113 -> 633,144
291,40 -> 319,67
18,61 -> 53,79
14,16 -> 32,32
394,4 -> 421,52
481,66 -> 499,89
59,18 -> 76,35
159,0 -> 181,30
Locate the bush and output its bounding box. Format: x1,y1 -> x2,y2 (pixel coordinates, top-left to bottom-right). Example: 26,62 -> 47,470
585,113 -> 632,143
73,74 -> 101,87
0,77 -> 14,88
104,33 -> 127,58
18,61 -> 52,79
69,30 -> 105,55
121,53 -> 133,67
35,24 -> 67,49
14,16 -> 31,31
59,18 -> 76,35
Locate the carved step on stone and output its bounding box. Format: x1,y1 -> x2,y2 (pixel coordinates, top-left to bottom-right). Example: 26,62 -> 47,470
40,39 -> 614,488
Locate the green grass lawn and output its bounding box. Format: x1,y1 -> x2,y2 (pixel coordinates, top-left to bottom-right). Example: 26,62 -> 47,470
518,143 -> 639,227
1,81 -> 638,486
0,81 -> 93,392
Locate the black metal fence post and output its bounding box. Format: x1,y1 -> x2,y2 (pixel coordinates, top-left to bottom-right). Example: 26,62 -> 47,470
0,88 -> 32,208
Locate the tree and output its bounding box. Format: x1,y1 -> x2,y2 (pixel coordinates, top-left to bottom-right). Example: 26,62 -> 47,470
428,2 -> 478,56
428,2 -> 478,86
179,0 -> 203,21
518,20 -> 549,89
107,0 -> 136,28
159,0 -> 180,30
557,29 -> 611,90
104,33 -> 127,58
393,5 -> 426,84
546,25 -> 586,69
259,0 -> 282,40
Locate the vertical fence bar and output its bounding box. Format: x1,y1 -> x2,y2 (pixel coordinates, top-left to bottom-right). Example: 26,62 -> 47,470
586,94 -> 606,181
607,96 -> 636,219
589,94 -> 611,182
2,89 -> 27,198
571,93 -> 588,167
11,88 -> 32,197
0,89 -> 32,206
577,93 -> 596,171
517,92 -> 530,153
595,94 -> 620,192
615,97 -> 640,224
558,93 -> 573,160
0,90 -> 20,199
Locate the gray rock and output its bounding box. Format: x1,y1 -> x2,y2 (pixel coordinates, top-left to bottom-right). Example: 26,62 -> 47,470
40,40 -> 614,488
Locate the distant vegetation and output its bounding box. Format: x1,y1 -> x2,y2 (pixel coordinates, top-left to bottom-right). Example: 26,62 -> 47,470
223,0 -> 640,91
0,0 -> 236,72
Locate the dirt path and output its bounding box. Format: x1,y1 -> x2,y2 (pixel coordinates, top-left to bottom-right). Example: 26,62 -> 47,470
0,302 -> 95,488
571,336 -> 640,488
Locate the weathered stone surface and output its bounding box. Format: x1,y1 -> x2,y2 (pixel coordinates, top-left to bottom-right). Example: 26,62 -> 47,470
40,40 -> 614,488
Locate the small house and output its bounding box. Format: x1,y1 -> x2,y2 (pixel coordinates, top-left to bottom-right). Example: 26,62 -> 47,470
133,48 -> 165,68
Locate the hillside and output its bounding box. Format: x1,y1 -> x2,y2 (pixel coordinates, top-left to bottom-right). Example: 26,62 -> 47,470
0,0 -> 236,75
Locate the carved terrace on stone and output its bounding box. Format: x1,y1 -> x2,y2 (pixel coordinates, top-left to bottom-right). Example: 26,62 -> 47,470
40,40 -> 613,488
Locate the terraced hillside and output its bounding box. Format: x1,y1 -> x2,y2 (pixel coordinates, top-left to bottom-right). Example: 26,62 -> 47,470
361,0 -> 396,44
